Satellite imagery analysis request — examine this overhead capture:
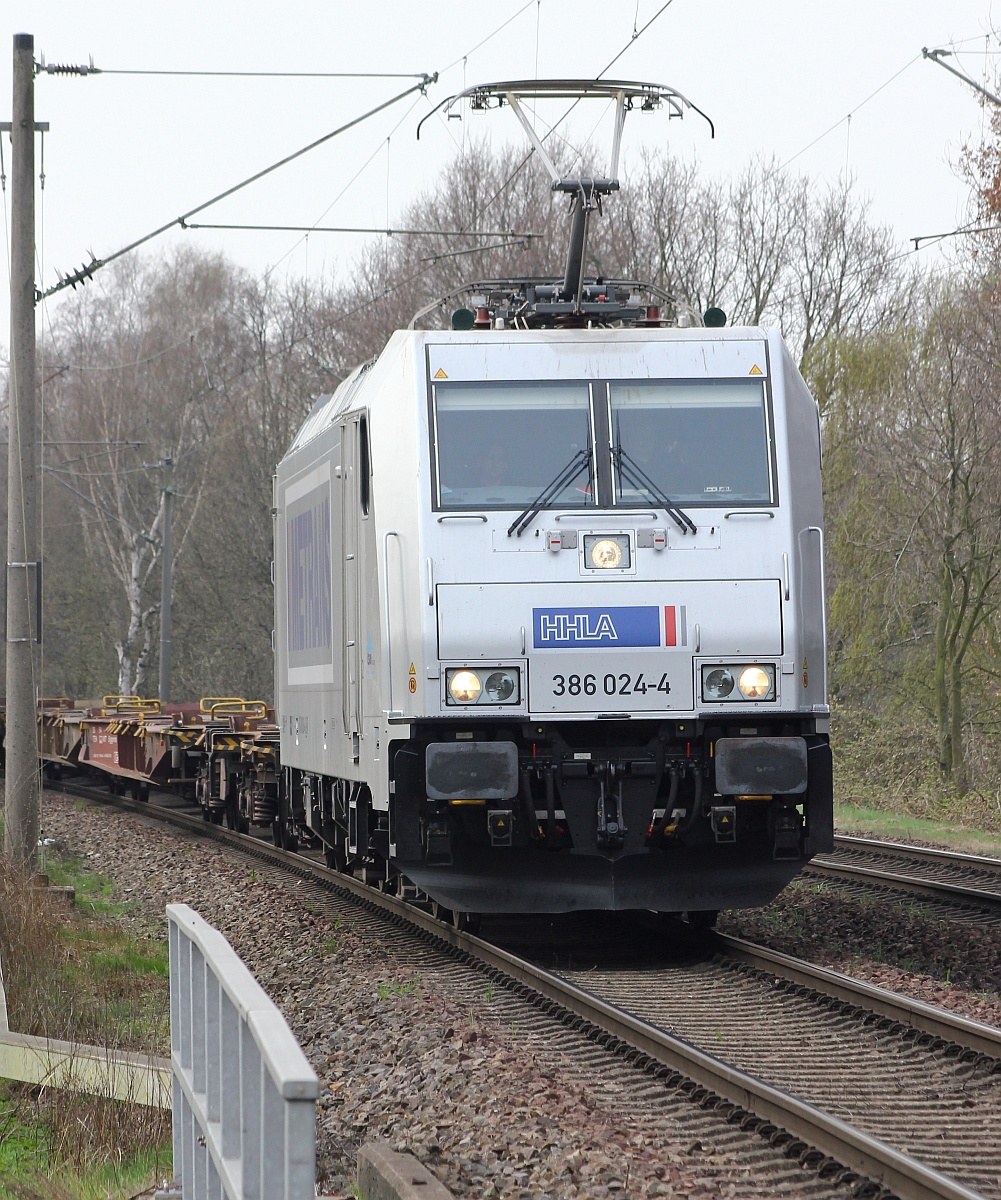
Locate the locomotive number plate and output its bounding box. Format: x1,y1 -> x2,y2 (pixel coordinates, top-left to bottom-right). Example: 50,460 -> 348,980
530,655 -> 693,713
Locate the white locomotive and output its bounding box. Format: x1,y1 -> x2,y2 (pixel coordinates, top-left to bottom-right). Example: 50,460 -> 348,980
271,82 -> 832,922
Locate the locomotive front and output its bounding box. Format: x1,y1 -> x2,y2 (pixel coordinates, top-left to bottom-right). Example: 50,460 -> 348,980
274,79 -> 831,919
373,325 -> 832,915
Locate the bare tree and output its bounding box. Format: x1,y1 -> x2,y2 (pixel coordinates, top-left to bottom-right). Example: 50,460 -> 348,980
43,249 -> 252,695
171,271 -> 343,700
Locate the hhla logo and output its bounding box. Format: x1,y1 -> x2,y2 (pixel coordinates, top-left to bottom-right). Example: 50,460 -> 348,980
539,612 -> 617,642
533,605 -> 685,649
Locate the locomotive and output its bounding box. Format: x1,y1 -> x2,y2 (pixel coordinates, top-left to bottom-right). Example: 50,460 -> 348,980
19,82 -> 831,924
269,81 -> 833,921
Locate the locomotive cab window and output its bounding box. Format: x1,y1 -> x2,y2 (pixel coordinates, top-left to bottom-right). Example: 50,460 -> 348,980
433,381 -> 594,510
610,379 -> 774,505
359,415 -> 371,516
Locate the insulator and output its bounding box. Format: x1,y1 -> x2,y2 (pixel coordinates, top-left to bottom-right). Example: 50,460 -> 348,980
43,62 -> 94,75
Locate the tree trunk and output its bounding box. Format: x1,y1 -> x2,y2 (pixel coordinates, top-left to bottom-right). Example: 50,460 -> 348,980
949,651 -> 967,793
935,564 -> 952,776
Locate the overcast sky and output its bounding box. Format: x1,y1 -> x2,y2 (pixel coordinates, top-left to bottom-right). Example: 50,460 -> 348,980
2,1 -> 999,356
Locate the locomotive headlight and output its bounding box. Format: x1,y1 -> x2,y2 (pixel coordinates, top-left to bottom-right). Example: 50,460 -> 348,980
448,670 -> 482,704
703,667 -> 735,699
738,665 -> 774,699
446,667 -> 521,706
701,663 -> 776,703
484,669 -> 517,702
584,534 -> 631,570
591,538 -> 623,568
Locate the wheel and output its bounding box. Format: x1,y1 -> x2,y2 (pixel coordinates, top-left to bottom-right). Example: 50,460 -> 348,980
452,911 -> 480,934
324,840 -> 347,872
136,781 -> 150,803
280,823 -> 299,852
272,818 -> 282,847
685,910 -> 719,931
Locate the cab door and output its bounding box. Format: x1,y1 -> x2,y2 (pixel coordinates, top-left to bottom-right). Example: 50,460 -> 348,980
340,419 -> 361,754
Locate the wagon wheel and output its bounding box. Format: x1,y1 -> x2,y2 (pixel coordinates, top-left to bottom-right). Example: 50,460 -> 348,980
452,910 -> 481,934
324,839 -> 347,872
685,909 -> 718,931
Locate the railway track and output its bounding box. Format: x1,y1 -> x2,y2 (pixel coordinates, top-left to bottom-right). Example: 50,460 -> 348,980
809,836 -> 1001,919
51,780 -> 1000,1200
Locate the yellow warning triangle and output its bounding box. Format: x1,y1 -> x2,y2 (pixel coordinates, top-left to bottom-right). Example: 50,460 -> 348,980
749,364 -> 763,376
433,368 -> 448,379
408,662 -> 416,675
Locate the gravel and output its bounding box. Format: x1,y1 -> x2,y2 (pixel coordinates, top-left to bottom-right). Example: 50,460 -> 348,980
718,876 -> 1001,1028
39,791 -> 854,1199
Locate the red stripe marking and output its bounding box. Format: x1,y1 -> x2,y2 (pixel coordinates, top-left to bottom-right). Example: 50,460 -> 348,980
664,606 -> 677,647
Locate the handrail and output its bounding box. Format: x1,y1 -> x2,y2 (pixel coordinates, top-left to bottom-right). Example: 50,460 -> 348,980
199,696 -> 247,713
167,904 -> 318,1199
208,700 -> 267,719
801,525 -> 828,698
101,695 -> 162,715
383,531 -> 401,718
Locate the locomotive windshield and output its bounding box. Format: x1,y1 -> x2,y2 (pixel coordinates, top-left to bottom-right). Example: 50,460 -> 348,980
434,381 -> 594,509
432,376 -> 774,510
610,379 -> 773,504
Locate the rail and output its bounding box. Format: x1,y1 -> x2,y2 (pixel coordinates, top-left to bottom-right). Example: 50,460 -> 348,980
62,783 -> 998,1199
167,904 -> 319,1200
807,858 -> 1001,911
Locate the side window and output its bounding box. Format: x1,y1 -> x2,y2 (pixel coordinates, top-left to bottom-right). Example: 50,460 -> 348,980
359,415 -> 370,516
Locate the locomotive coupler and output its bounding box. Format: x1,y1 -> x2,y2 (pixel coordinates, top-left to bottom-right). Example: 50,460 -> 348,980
596,763 -> 626,850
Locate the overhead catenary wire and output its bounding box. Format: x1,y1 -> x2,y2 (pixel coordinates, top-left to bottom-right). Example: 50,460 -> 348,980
41,73 -> 437,300
262,91 -> 429,282
911,222 -> 1001,250
439,0 -> 538,75
63,68 -> 430,80
281,4 -> 544,276
776,54 -> 920,175
183,222 -> 538,238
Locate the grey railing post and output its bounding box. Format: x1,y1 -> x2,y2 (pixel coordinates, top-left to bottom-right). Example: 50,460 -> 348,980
166,905 -> 319,1200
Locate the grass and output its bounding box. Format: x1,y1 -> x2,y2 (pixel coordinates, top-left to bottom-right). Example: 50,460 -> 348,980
0,1119 -> 170,1200
376,978 -> 420,1001
0,841 -> 172,1197
835,801 -> 1001,857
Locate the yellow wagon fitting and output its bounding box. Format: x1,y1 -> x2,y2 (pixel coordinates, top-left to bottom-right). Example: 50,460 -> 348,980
101,695 -> 163,717
206,700 -> 268,720
199,697 -> 247,714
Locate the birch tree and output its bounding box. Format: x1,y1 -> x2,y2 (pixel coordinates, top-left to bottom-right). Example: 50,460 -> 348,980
44,249 -> 251,695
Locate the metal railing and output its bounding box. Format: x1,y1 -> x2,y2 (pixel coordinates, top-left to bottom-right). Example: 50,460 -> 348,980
167,904 -> 319,1200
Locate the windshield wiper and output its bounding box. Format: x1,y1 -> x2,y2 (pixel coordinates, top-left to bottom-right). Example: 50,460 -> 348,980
615,447 -> 697,535
508,446 -> 592,537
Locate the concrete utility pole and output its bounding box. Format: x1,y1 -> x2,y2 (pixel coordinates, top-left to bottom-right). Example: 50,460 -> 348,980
4,33 -> 40,870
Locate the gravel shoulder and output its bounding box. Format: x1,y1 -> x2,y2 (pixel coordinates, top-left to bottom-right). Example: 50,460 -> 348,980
40,792 -> 852,1199
718,876 -> 1001,1028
